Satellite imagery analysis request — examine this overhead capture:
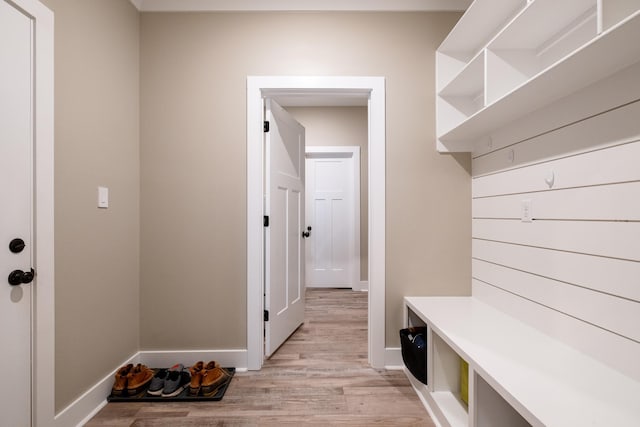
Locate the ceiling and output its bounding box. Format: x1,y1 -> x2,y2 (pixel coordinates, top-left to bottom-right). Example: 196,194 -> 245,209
129,0 -> 471,12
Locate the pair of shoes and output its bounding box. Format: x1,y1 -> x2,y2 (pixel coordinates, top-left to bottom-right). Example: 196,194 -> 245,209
189,361 -> 231,397
147,363 -> 191,397
111,364 -> 154,397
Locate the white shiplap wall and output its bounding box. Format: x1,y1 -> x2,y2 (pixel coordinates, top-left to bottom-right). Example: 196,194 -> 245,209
471,61 -> 640,381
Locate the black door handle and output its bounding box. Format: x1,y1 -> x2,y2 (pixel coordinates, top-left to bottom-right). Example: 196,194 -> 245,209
9,238 -> 26,253
8,268 -> 35,286
302,226 -> 312,239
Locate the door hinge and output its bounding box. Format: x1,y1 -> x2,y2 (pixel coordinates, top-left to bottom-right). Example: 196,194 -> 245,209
263,121 -> 270,132
264,215 -> 269,227
264,310 -> 269,321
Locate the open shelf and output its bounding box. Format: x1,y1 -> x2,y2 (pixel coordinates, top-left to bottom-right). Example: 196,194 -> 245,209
438,0 -> 526,58
433,391 -> 468,427
404,296 -> 640,427
437,9 -> 640,151
439,51 -> 484,98
437,51 -> 485,136
486,0 -> 597,104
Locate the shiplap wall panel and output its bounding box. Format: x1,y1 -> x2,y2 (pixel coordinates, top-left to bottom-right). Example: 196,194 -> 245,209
472,239 -> 640,302
473,182 -> 640,220
472,140 -> 640,198
472,97 -> 640,378
473,259 -> 640,342
473,280 -> 640,381
473,100 -> 640,175
473,219 -> 640,261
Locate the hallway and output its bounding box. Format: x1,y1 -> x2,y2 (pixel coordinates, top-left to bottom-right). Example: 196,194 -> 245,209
87,289 -> 434,426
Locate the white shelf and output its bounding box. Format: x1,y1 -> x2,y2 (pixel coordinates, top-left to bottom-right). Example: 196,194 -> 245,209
437,51 -> 485,136
438,0 -> 526,57
437,9 -> 640,151
405,296 -> 640,427
439,51 -> 484,98
432,391 -> 468,427
490,0 -> 596,51
486,0 -> 597,104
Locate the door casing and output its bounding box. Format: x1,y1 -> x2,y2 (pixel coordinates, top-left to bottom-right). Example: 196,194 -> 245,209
247,76 -> 385,369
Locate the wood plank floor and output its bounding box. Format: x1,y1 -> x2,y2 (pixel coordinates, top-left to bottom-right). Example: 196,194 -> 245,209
86,289 -> 434,426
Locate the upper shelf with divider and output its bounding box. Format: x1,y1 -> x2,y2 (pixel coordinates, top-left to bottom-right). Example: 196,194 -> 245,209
435,0 -> 640,153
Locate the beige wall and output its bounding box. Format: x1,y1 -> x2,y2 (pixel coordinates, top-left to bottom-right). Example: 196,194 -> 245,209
286,107 -> 369,281
40,0 -> 140,412
140,12 -> 471,351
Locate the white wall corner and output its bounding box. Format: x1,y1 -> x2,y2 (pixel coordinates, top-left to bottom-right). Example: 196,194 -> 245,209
129,0 -> 143,10
54,352 -> 141,427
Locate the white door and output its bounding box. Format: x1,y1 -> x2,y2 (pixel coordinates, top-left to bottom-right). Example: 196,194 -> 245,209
264,99 -> 306,357
1,1 -> 34,425
305,148 -> 359,288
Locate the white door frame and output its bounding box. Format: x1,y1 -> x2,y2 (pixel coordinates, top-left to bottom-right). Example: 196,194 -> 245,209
305,146 -> 361,290
5,0 -> 55,425
247,76 -> 385,370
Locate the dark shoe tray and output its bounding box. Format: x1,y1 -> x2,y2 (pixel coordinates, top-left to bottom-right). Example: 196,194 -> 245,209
107,367 -> 235,402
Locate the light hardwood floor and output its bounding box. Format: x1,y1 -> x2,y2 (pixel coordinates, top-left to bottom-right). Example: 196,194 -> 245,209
86,289 -> 435,426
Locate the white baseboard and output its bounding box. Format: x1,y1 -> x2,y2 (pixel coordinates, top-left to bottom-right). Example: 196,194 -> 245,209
139,349 -> 248,371
55,352 -> 140,427
56,349 -> 248,427
384,346 -> 403,369
352,280 -> 369,292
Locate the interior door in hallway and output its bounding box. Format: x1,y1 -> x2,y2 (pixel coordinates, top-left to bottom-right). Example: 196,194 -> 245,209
305,148 -> 359,288
264,99 -> 306,357
0,1 -> 35,424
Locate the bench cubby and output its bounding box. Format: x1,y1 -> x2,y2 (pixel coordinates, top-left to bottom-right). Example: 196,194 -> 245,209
404,296 -> 640,427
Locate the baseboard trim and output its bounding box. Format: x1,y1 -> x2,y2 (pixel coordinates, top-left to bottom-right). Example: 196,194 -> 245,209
353,280 -> 369,292
55,349 -> 248,427
55,352 -> 140,427
139,349 -> 248,371
384,346 -> 403,369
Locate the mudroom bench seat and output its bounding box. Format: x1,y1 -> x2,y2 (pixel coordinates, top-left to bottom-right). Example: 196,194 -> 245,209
403,296 -> 640,427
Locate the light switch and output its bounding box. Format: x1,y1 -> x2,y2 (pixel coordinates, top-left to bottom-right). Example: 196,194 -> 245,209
98,186 -> 109,209
521,199 -> 532,223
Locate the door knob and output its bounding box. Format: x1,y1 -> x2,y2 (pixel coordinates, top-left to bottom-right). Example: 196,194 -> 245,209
9,238 -> 26,253
8,268 -> 35,286
302,226 -> 312,239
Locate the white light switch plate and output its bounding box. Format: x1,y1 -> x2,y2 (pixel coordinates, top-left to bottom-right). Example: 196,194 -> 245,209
98,186 -> 109,208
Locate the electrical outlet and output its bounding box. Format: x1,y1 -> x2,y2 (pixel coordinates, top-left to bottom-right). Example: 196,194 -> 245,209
521,199 -> 532,223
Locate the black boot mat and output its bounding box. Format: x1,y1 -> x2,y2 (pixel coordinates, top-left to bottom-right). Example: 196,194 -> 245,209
107,367 -> 235,402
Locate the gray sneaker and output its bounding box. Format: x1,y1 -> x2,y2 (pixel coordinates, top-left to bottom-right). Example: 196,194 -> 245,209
148,363 -> 182,396
161,367 -> 190,397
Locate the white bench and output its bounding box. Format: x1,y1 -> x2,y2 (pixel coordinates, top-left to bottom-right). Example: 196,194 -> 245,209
404,296 -> 640,427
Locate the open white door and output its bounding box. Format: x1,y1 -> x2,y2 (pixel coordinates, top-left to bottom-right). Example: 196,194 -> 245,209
264,99 -> 306,357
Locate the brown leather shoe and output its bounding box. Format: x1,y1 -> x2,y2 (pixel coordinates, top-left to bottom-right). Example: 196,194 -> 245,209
111,364 -> 133,396
200,361 -> 231,397
188,361 -> 204,396
126,364 -> 154,397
